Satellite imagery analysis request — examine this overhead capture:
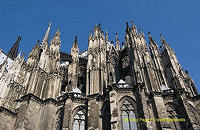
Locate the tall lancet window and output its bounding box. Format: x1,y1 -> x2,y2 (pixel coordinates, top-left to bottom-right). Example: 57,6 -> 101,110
73,108 -> 85,130
121,100 -> 137,130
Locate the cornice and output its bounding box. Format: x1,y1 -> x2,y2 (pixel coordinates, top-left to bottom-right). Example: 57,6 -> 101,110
0,106 -> 17,117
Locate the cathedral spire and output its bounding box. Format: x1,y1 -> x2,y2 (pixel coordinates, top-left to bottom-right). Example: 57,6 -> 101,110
7,36 -> 21,60
41,22 -> 51,49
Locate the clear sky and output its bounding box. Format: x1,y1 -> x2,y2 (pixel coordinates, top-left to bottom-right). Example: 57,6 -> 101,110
0,0 -> 199,92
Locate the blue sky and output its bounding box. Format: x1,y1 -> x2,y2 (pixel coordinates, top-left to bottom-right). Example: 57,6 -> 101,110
0,0 -> 199,92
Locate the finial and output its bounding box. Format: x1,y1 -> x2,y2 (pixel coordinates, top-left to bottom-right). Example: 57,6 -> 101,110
160,34 -> 164,41
36,40 -> 40,47
139,28 -> 142,35
17,36 -> 22,41
131,20 -> 135,28
49,21 -> 52,27
94,24 -> 98,29
54,27 -> 60,37
75,36 -> 77,43
73,36 -> 78,48
115,33 -> 119,41
148,32 -> 151,38
98,23 -> 101,28
111,40 -> 113,44
160,34 -> 167,45
126,22 -> 130,32
126,22 -> 129,28
57,27 -> 60,32
160,34 -> 163,38
90,30 -> 92,36
22,53 -> 25,59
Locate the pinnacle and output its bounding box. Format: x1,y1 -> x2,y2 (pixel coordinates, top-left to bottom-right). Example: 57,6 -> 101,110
2,56 -> 8,64
54,28 -> 60,37
115,33 -> 119,42
49,21 -> 52,27
36,40 -> 40,46
148,32 -> 152,38
75,36 -> 78,43
106,30 -> 108,35
57,27 -> 60,32
160,34 -> 165,42
73,36 -> 78,48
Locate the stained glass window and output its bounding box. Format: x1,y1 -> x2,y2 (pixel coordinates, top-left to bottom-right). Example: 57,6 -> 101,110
121,100 -> 137,130
73,109 -> 85,130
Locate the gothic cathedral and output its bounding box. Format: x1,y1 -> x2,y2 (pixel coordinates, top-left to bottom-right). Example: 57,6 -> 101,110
0,21 -> 200,130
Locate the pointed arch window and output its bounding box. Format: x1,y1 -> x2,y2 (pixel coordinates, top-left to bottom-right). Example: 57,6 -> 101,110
121,100 -> 137,130
73,109 -> 85,130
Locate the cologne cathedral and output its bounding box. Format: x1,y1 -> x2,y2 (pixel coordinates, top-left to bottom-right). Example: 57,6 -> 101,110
0,21 -> 199,130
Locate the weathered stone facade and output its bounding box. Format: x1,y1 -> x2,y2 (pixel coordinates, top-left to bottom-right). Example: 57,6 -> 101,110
0,21 -> 199,130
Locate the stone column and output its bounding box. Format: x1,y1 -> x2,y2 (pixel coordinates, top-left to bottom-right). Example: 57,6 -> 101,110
87,96 -> 103,130
139,85 -> 155,129
62,98 -> 73,130
152,93 -> 172,130
109,89 -> 118,130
